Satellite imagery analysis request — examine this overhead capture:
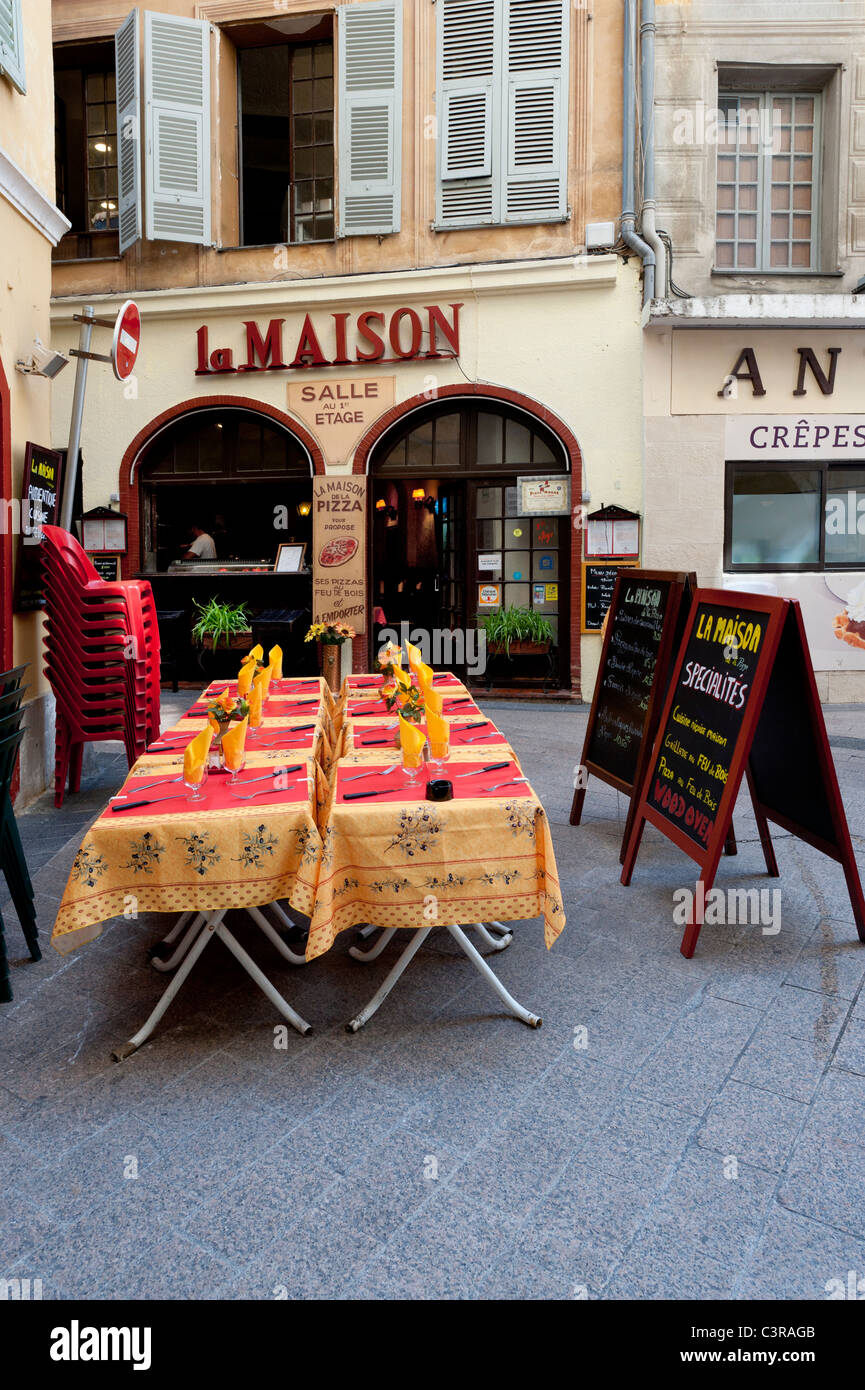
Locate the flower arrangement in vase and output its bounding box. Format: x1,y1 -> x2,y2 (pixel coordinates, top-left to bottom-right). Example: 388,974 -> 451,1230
206,691 -> 250,770
305,620 -> 356,691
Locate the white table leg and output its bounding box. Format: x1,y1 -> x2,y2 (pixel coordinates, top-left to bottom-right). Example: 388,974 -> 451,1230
245,904 -> 307,967
267,900 -> 299,933
112,911 -> 225,1061
345,926 -> 433,1032
349,927 -> 397,962
471,922 -> 513,952
150,912 -> 206,972
446,923 -> 541,1028
215,923 -> 312,1035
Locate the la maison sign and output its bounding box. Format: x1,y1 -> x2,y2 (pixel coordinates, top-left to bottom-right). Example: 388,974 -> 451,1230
195,303 -> 462,375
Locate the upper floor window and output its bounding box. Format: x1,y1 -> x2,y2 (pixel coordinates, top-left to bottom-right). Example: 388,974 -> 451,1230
0,0 -> 26,94
236,32 -> 335,246
435,0 -> 570,230
725,461 -> 865,571
715,90 -> 821,272
54,43 -> 119,260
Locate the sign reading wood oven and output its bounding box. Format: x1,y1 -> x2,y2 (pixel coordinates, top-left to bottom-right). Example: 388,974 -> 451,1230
312,475 -> 367,634
14,443 -> 64,612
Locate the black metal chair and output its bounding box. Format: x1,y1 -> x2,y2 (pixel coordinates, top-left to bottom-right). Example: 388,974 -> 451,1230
156,610 -> 187,692
0,670 -> 39,1001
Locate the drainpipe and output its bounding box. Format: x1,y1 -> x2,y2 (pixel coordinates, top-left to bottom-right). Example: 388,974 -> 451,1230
640,0 -> 667,300
621,0 -> 655,304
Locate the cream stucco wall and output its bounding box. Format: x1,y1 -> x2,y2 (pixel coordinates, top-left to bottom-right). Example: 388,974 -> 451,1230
1,0 -> 66,799
49,255 -> 644,698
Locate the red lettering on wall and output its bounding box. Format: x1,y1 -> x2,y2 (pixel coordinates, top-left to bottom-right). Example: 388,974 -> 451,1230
291,314 -> 328,368
240,318 -> 286,372
355,311 -> 386,363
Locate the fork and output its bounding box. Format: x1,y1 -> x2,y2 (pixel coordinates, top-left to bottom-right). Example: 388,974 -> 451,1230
230,779 -> 308,802
111,774 -> 183,800
481,778 -> 530,793
342,763 -> 399,784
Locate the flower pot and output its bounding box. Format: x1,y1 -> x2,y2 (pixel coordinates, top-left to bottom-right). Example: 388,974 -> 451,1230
321,642 -> 341,692
488,639 -> 551,657
201,629 -> 254,653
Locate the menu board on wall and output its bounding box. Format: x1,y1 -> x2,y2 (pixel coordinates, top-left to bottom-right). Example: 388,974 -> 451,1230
582,562 -> 636,631
312,475 -> 367,633
622,591 -> 865,958
14,443 -> 64,612
572,569 -> 695,859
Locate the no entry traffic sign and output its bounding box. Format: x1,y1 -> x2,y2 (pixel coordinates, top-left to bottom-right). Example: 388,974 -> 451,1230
111,300 -> 141,381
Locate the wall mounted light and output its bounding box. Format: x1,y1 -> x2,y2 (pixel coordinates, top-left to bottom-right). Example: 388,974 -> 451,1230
412,489 -> 436,514
296,500 -> 312,518
376,497 -> 398,520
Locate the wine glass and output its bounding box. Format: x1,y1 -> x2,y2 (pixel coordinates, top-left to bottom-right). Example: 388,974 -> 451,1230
183,764 -> 209,802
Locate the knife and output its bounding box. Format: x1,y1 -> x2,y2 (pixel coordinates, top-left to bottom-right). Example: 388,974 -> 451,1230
111,790 -> 188,813
344,786 -> 417,801
451,762 -> 510,779
360,738 -> 391,746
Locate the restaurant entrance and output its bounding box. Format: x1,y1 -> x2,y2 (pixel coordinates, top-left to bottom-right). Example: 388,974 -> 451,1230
133,405 -> 316,680
369,402 -> 570,687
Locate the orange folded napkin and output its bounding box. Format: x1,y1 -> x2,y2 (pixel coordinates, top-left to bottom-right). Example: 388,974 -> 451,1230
394,665 -> 411,692
237,663 -> 253,698
248,680 -> 263,728
399,714 -> 427,768
222,715 -> 248,772
269,645 -> 283,680
426,707 -> 449,757
406,640 -> 422,668
425,686 -> 443,716
245,644 -> 264,664
416,661 -> 434,692
183,726 -> 213,785
253,664 -> 272,701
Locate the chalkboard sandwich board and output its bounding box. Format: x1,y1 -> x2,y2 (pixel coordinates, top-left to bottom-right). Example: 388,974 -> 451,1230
571,569 -> 696,860
621,590 -> 865,958
14,443 -> 64,613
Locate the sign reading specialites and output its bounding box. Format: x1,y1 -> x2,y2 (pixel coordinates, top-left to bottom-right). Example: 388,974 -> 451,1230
288,377 -> 395,468
312,475 -> 367,633
621,591 -> 865,958
15,443 -> 64,612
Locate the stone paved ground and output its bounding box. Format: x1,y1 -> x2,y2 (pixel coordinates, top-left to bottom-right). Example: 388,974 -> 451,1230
2,692 -> 865,1301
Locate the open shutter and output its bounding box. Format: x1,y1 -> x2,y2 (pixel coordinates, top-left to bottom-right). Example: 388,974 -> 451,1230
143,10 -> 211,245
115,11 -> 141,253
338,0 -> 402,237
503,0 -> 569,223
436,0 -> 497,226
0,0 -> 25,95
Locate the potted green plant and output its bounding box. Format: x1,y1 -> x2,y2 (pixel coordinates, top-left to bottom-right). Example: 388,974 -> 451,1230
191,597 -> 254,652
479,606 -> 554,657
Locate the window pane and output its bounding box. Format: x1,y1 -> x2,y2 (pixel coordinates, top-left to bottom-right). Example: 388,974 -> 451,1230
435,414 -> 460,469
406,421 -> 433,470
504,521 -> 528,549
504,420 -> 531,463
533,518 -> 558,547
477,519 -> 502,548
504,583 -> 531,607
826,470 -> 865,566
474,413 -> 501,467
475,486 -> 501,518
730,469 -> 821,565
533,550 -> 559,581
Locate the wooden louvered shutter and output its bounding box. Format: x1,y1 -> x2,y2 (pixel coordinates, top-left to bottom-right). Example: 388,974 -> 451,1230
115,11 -> 141,253
503,0 -> 569,223
143,10 -> 211,245
338,0 -> 402,237
0,0 -> 25,95
437,0 -> 497,226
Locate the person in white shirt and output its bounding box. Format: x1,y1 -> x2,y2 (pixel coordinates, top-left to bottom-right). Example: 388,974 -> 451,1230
181,525 -> 217,561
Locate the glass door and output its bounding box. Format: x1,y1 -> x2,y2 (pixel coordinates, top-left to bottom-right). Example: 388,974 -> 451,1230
470,480 -> 564,684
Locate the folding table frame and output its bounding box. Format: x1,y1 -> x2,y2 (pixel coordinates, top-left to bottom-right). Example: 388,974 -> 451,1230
111,900 -> 312,1061
344,920 -> 542,1033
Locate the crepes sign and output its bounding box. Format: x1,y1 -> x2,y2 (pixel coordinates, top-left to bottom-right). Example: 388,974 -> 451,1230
312,476 -> 367,633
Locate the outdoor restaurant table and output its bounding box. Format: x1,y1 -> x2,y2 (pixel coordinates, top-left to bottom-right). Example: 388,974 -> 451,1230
50,687 -> 333,1055
306,677 -> 565,1029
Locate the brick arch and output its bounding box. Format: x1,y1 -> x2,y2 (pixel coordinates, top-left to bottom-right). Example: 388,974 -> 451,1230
117,395 -> 326,576
354,383 -> 583,694
352,382 -> 583,478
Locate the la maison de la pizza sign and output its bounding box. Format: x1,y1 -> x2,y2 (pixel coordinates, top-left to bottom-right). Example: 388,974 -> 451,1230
195,303 -> 462,375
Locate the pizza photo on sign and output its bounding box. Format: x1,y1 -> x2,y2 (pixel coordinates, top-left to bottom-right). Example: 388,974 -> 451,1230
319,537 -> 358,568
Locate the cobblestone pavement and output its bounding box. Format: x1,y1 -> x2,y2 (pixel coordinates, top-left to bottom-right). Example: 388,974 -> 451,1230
2,692 -> 864,1300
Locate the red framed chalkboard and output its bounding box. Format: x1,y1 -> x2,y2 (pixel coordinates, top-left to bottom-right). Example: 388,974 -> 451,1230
621,590 -> 865,958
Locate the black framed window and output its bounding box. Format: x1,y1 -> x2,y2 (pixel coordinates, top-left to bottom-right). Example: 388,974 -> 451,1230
53,42 -> 119,261
238,36 -> 334,246
725,460 -> 865,571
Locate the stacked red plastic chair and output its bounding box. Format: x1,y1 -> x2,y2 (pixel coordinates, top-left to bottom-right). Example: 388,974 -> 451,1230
40,525 -> 161,807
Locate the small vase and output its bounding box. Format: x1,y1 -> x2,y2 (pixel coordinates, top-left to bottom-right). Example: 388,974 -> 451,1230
322,642 -> 341,692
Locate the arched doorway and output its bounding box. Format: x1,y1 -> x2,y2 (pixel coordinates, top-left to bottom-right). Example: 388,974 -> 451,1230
135,406 -> 314,571
368,398 -> 572,687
